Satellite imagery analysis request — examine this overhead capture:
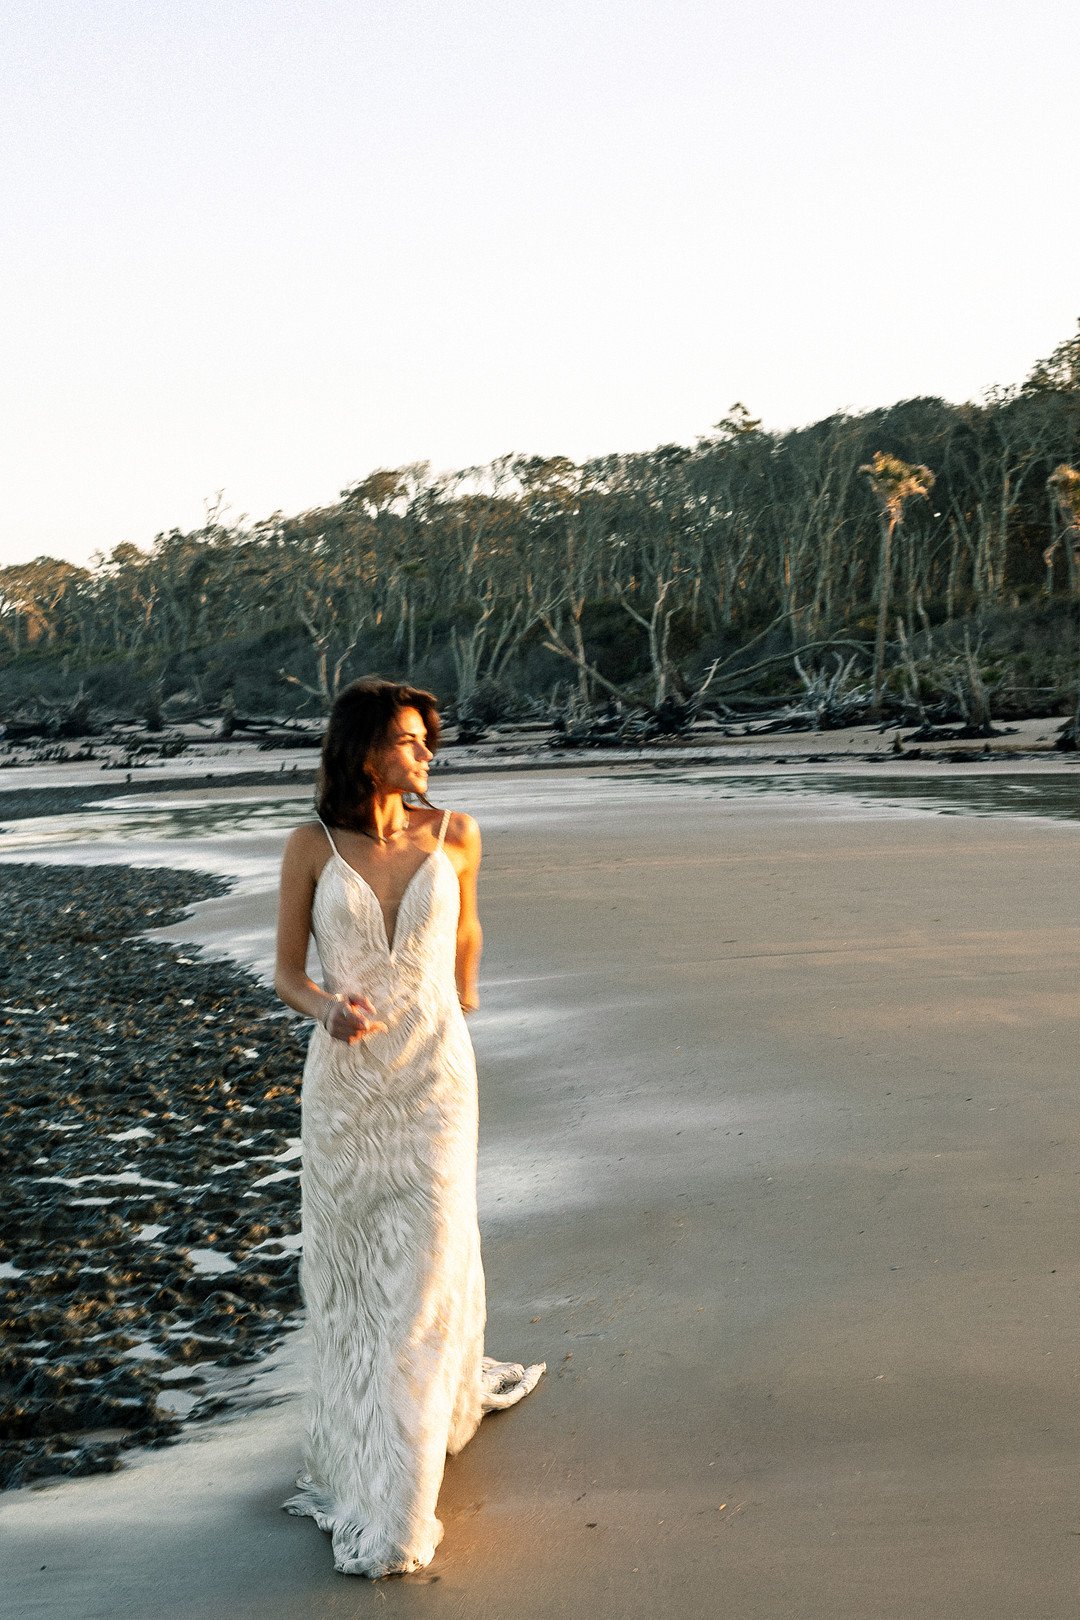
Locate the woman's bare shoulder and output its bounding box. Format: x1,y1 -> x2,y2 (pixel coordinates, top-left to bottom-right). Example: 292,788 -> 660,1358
286,818 -> 328,843
282,820 -> 331,861
439,808 -> 480,858
431,804 -> 477,832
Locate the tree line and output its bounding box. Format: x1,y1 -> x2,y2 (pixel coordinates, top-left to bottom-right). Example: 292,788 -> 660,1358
3,325 -> 1080,732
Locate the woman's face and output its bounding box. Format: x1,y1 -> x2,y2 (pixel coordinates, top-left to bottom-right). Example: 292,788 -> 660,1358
367,705 -> 434,795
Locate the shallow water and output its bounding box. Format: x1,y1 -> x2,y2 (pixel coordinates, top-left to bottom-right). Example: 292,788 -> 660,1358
3,761 -> 1079,863
663,768 -> 1080,825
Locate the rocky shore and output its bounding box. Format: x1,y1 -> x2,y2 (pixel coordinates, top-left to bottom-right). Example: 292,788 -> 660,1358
1,862 -> 310,1490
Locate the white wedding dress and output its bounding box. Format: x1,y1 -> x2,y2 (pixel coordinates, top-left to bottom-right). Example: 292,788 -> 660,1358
284,807 -> 545,1577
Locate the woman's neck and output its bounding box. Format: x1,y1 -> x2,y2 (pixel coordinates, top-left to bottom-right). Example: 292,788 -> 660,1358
366,792 -> 409,842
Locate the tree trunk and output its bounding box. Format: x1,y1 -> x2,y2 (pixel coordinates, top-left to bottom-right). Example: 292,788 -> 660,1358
872,514 -> 897,713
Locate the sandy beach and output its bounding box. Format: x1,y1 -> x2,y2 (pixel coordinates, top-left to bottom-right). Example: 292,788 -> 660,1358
4,760 -> 1080,1618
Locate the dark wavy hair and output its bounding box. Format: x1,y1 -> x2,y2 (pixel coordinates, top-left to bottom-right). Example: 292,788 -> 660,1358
315,676 -> 442,832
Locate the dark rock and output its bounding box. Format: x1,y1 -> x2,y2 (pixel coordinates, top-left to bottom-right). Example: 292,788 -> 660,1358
1,861 -> 310,1490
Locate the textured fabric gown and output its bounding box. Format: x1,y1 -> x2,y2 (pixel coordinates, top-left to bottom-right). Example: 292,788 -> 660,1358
283,807 -> 545,1577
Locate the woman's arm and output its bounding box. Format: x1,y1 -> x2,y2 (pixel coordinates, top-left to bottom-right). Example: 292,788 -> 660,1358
452,813 -> 483,1012
274,825 -> 384,1043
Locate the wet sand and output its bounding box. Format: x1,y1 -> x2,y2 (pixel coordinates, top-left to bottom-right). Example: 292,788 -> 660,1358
5,771 -> 1080,1617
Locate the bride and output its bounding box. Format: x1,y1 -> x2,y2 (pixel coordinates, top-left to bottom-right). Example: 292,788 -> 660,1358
273,675 -> 544,1577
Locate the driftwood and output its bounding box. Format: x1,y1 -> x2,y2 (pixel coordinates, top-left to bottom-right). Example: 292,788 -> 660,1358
1,689 -> 98,741
450,719 -> 488,745
223,715 -> 322,749
785,652 -> 873,730
1054,703 -> 1080,751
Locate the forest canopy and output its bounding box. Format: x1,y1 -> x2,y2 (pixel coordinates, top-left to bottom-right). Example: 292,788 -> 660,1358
3,323 -> 1079,732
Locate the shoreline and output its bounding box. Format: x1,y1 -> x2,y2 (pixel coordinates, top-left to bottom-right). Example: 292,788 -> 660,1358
0,712 -> 1078,826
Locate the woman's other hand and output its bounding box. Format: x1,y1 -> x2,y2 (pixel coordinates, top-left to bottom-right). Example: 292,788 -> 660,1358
324,993 -> 388,1043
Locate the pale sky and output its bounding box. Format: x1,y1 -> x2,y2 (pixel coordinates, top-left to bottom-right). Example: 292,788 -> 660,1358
2,0 -> 1078,569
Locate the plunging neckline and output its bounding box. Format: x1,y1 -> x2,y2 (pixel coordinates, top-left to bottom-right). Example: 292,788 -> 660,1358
319,845 -> 447,960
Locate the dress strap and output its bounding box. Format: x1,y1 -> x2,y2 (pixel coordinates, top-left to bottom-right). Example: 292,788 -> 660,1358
317,817 -> 341,858
436,808 -> 451,850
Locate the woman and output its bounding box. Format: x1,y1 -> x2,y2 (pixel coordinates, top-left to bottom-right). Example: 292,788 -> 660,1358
274,676 -> 545,1578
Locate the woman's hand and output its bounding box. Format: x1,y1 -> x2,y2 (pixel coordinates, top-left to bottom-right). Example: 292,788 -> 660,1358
323,993 -> 388,1044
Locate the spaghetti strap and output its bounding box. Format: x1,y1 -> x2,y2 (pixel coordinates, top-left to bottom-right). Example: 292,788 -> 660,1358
436,808 -> 451,850
317,818 -> 341,858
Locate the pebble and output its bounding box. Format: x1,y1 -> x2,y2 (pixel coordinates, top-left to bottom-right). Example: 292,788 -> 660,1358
0,861 -> 310,1490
